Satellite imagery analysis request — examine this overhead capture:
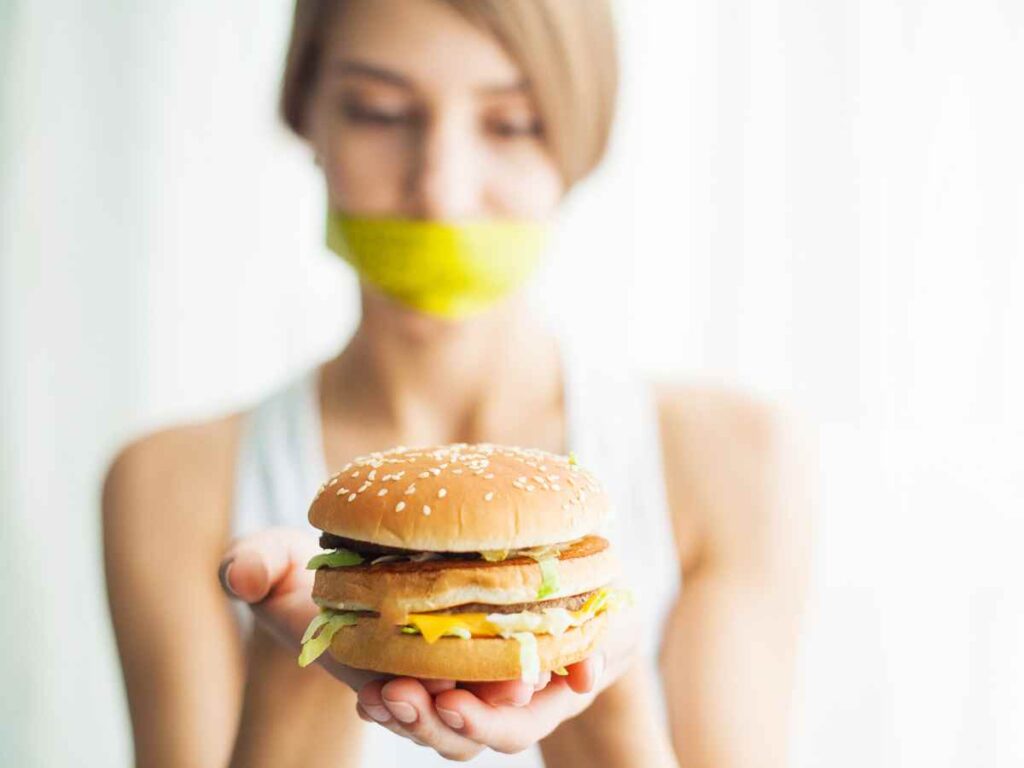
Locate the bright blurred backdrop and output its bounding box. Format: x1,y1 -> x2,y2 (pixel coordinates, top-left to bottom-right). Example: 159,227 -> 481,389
1,1 -> 1021,766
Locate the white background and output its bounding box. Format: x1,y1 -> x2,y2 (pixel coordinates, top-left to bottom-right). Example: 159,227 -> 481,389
2,1 -> 1022,765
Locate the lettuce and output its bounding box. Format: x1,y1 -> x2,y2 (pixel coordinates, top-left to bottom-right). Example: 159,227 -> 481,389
480,549 -> 510,562
535,557 -> 559,599
306,548 -> 364,570
511,632 -> 540,684
552,666 -> 569,676
301,611 -> 332,644
298,611 -> 358,667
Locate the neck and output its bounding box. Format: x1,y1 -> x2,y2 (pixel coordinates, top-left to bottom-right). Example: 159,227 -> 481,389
324,289 -> 562,445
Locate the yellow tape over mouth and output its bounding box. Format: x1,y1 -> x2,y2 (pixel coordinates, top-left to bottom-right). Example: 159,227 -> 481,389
326,213 -> 547,319
404,587 -> 620,644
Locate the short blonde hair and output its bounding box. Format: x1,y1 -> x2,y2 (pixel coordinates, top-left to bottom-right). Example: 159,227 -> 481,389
279,0 -> 619,187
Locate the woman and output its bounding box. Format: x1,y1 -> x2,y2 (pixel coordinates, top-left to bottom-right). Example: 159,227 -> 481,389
103,1 -> 809,766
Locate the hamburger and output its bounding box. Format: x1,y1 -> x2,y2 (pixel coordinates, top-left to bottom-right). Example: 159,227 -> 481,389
297,443 -> 622,682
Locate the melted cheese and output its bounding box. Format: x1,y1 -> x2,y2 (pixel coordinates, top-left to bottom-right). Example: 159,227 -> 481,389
405,588 -> 614,644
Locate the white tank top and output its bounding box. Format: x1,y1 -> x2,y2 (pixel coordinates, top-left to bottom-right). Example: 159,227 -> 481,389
233,341 -> 681,767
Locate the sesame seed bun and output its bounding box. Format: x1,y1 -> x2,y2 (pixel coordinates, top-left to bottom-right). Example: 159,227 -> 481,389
309,443 -> 609,552
313,535 -> 616,622
327,611 -> 609,682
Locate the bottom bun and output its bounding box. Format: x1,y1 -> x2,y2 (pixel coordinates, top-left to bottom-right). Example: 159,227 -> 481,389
328,611 -> 608,681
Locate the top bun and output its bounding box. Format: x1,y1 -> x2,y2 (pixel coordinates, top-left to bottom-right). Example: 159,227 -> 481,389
309,443 -> 609,552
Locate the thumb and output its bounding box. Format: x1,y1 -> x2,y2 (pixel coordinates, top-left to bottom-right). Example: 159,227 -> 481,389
219,527 -> 318,604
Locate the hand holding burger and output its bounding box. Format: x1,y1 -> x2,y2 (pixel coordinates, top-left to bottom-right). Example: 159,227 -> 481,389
219,443 -> 634,760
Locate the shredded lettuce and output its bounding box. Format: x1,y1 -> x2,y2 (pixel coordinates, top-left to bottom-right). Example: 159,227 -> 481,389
536,557 -> 559,599
400,626 -> 421,635
306,548 -> 364,570
480,549 -> 510,562
552,666 -> 569,676
568,451 -> 578,468
511,632 -> 540,684
298,611 -> 358,667
301,611 -> 332,644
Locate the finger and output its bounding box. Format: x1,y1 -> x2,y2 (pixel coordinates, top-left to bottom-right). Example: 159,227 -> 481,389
435,677 -> 592,754
421,679 -> 457,695
219,527 -> 318,604
379,678 -> 483,761
565,653 -> 605,694
461,679 -> 534,707
357,679 -> 393,724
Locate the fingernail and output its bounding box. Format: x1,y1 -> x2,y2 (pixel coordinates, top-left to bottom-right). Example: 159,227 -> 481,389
437,707 -> 464,730
363,704 -> 391,723
218,558 -> 237,597
383,699 -> 418,724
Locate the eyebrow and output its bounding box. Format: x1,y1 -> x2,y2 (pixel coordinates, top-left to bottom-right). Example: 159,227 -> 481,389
328,59 -> 530,96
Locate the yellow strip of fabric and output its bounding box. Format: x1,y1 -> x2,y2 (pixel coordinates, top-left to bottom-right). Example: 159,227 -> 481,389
326,213 -> 547,319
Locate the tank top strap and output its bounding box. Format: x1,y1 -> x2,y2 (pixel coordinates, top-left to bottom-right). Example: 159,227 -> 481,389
232,369 -> 327,538
560,341 -> 682,661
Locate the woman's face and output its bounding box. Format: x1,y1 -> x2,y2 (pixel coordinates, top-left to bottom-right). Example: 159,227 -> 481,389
304,0 -> 564,221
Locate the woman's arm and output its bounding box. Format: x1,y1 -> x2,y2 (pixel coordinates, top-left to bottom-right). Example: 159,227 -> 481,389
657,387 -> 812,768
105,422 -> 367,768
103,420 -> 244,767
539,666 -> 679,768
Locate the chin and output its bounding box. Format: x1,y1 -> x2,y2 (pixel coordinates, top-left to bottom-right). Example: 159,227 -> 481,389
361,286 -> 517,342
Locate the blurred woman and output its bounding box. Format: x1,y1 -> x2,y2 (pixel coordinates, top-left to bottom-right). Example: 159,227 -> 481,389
103,1 -> 809,766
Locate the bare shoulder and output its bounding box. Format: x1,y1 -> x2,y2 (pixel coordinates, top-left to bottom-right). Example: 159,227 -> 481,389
103,414 -> 243,559
653,383 -> 812,576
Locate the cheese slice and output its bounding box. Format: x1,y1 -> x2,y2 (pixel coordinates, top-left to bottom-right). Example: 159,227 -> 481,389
405,587 -> 616,644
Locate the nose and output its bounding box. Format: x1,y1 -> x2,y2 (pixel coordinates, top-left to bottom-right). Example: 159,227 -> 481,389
406,110 -> 484,220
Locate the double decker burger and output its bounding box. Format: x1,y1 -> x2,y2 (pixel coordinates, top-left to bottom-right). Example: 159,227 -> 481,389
298,443 -> 622,683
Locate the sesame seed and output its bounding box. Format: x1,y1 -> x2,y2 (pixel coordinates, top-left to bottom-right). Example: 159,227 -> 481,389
395,501 -> 406,512
430,468 -> 441,476
377,488 -> 388,497
484,491 -> 494,502
526,485 -> 535,492
419,472 -> 431,479
423,505 -> 432,516
348,493 -> 357,502
551,484 -> 562,491
358,482 -> 371,493
351,471 -> 360,478
452,468 -> 463,474
367,470 -> 376,480
438,488 -> 447,498
405,484 -> 416,495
